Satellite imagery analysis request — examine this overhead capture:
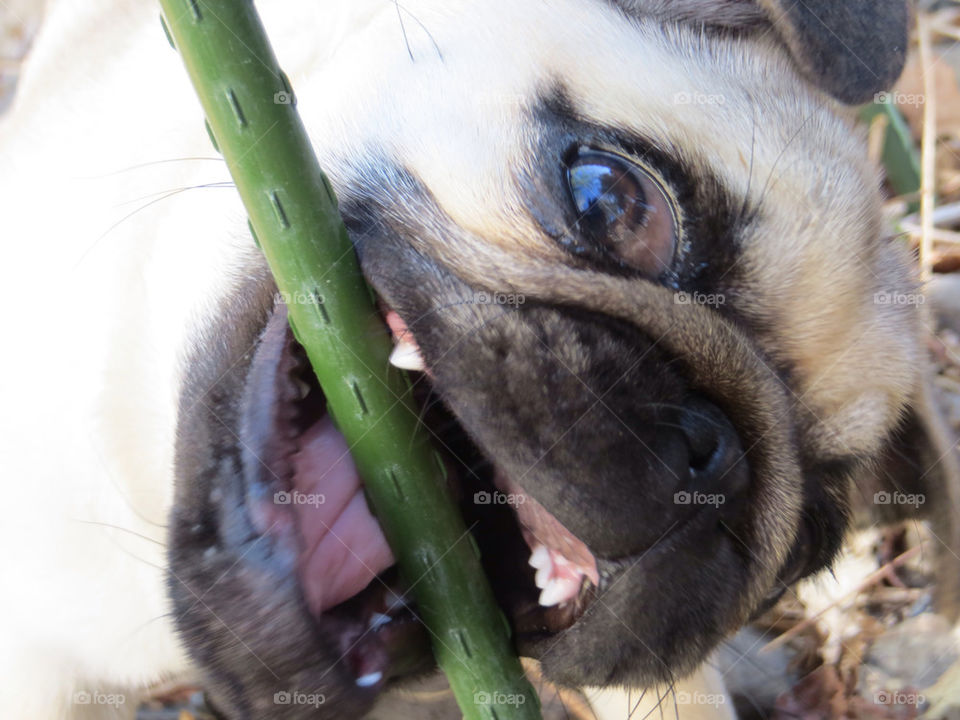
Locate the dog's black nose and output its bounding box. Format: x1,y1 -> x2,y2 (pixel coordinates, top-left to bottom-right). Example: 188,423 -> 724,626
677,396 -> 749,506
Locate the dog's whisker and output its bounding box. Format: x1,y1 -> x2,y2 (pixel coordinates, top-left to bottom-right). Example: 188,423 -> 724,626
72,519 -> 166,545
113,181 -> 236,208
628,686 -> 648,719
123,612 -> 178,643
75,183 -> 237,269
735,96 -> 760,230
392,0 -> 443,62
82,156 -> 225,179
752,102 -> 825,216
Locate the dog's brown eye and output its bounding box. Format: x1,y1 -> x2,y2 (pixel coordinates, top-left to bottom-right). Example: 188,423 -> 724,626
566,150 -> 677,275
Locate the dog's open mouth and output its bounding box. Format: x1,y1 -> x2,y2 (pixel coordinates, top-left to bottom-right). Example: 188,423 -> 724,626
237,300 -> 601,689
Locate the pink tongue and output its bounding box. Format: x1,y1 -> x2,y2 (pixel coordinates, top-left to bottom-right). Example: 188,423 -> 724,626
291,415 -> 394,614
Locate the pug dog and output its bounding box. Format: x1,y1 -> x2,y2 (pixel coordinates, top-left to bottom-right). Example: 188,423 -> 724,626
2,0 -> 957,718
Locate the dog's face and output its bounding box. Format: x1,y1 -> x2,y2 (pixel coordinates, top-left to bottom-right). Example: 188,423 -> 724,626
168,0 -> 920,715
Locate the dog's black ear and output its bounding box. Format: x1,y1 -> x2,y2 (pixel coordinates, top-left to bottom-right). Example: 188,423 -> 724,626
757,0 -> 909,104
860,383 -> 960,619
613,0 -> 910,105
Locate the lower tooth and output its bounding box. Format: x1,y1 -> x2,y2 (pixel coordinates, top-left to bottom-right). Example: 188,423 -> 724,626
539,577 -> 579,608
368,612 -> 392,630
528,545 -> 550,570
355,671 -> 383,688
534,563 -> 552,590
388,341 -> 426,371
294,378 -> 311,400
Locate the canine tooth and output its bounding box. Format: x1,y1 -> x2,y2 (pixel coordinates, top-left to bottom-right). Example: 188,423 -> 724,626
355,671 -> 382,688
388,340 -> 425,371
293,378 -> 311,400
528,545 -> 550,570
368,612 -> 392,630
538,576 -> 580,608
530,545 -> 553,589
534,563 -> 552,590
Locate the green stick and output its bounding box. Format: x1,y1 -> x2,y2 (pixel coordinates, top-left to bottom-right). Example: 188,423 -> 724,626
157,1 -> 539,718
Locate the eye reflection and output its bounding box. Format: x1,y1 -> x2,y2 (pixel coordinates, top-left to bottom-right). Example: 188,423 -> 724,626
565,150 -> 677,275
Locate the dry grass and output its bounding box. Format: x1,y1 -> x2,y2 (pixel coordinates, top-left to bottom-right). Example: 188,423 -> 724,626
741,7 -> 960,719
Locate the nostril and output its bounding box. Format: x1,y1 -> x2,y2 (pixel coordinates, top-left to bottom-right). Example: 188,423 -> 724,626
678,397 -> 747,495
685,422 -> 721,475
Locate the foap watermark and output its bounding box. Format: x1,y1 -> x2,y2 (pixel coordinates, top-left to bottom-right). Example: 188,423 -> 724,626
874,491 -> 925,509
873,291 -> 924,306
675,290 -> 725,307
278,289 -> 325,307
474,490 -> 526,507
874,690 -> 926,707
673,91 -> 726,106
675,691 -> 727,707
274,691 -> 326,708
674,490 -> 725,508
273,90 -> 294,105
473,691 -> 528,707
471,290 -> 526,307
274,490 -> 326,507
874,90 -> 925,108
73,691 -> 125,708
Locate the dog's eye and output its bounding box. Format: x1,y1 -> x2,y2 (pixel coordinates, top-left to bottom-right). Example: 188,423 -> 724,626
566,150 -> 677,275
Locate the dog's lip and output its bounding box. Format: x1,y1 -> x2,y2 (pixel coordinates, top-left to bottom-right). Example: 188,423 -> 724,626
238,303 -> 396,615
236,301 -> 434,691
493,470 -> 601,605
382,310 -> 601,614
233,295 -> 609,682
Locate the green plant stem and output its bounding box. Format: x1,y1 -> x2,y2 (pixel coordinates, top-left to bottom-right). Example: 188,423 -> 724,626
157,1 -> 540,717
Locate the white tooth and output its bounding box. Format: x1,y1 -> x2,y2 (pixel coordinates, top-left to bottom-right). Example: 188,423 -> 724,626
535,563 -> 552,590
355,671 -> 383,688
538,576 -> 580,608
368,612 -> 392,630
388,340 -> 426,371
294,378 -> 310,400
528,545 -> 550,570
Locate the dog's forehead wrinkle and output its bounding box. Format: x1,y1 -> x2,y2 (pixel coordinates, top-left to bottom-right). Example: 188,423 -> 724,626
305,2 -> 830,232
327,32 -> 868,311
322,18 -> 888,443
